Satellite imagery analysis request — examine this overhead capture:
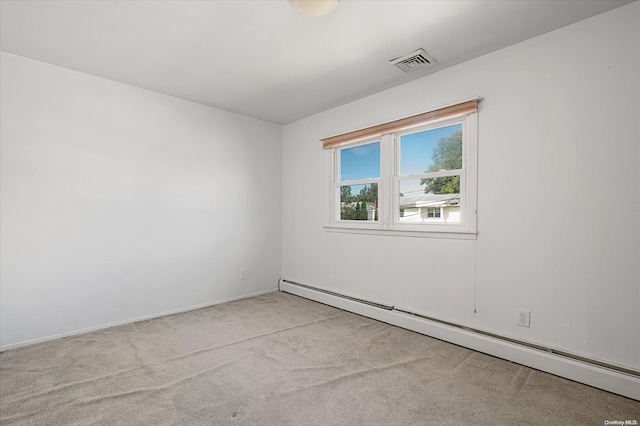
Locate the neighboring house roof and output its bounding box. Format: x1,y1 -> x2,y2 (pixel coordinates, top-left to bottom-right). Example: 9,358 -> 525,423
399,193 -> 460,208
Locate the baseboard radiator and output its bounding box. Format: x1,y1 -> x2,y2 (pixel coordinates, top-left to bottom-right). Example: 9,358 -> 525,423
279,278 -> 640,400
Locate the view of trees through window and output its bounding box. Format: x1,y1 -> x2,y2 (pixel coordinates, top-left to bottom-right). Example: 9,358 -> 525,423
340,183 -> 378,221
420,130 -> 462,195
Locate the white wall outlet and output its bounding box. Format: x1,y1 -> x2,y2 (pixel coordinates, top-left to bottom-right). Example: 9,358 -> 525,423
240,268 -> 248,280
517,309 -> 530,328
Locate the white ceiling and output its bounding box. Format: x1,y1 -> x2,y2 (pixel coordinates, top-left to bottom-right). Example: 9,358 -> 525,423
0,0 -> 633,124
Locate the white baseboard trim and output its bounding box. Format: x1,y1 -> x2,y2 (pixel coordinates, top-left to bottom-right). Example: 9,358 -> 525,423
0,288 -> 279,352
280,280 -> 640,401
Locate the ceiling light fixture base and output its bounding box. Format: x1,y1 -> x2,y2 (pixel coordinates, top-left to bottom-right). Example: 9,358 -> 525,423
289,0 -> 339,17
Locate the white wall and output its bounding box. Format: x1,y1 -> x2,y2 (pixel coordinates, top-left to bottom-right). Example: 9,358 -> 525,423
0,52 -> 282,349
282,2 -> 639,372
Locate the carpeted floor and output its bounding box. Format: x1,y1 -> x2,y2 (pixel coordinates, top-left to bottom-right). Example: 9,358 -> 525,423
1,292 -> 638,425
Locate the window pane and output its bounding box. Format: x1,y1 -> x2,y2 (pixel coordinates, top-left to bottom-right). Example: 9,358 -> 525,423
340,142 -> 380,181
340,183 -> 378,221
398,179 -> 459,223
400,124 -> 462,175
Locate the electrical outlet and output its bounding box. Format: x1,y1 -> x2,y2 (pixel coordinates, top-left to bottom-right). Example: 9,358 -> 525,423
517,309 -> 530,328
240,269 -> 248,280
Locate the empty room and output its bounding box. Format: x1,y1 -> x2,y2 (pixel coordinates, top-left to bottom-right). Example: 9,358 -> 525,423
1,0 -> 639,424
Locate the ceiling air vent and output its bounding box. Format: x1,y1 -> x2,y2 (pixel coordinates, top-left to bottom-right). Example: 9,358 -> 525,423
390,48 -> 436,73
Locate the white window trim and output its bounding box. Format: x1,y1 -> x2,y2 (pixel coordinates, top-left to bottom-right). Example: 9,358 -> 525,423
325,111 -> 478,240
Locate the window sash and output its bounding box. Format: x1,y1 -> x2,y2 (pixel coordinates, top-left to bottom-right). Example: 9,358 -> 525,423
334,180 -> 382,225
398,169 -> 462,180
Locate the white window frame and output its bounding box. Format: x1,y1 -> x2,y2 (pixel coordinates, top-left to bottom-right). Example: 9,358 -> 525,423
326,111 -> 478,239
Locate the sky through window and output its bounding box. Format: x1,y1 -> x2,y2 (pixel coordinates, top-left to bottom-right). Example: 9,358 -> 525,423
340,141 -> 380,182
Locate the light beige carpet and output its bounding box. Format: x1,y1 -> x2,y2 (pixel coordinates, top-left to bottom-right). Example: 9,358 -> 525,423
1,291 -> 638,425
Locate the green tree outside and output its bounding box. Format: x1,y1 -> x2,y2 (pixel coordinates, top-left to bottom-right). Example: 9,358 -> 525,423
420,130 -> 462,194
341,185 -> 354,203
340,183 -> 378,220
359,201 -> 368,220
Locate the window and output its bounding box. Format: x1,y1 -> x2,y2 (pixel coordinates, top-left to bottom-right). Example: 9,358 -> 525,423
338,141 -> 380,222
325,99 -> 479,238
